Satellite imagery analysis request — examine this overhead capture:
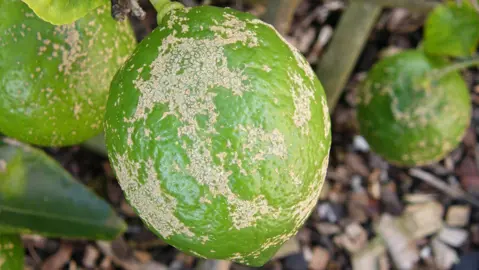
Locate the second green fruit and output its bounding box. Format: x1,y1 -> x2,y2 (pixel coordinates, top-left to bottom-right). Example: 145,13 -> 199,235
0,0 -> 135,146
357,50 -> 471,166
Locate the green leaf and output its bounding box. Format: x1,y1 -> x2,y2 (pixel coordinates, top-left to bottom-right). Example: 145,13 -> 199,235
424,3 -> 479,57
0,140 -> 126,240
0,234 -> 24,270
21,0 -> 107,25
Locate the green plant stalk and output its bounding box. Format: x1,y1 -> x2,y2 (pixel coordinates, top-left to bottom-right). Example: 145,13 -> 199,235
419,56 -> 479,91
263,0 -> 302,35
316,1 -> 381,111
431,55 -> 479,79
150,0 -> 184,23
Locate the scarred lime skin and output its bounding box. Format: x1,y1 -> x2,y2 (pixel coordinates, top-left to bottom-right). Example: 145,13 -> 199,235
0,0 -> 135,146
105,6 -> 331,266
0,234 -> 23,270
357,50 -> 471,166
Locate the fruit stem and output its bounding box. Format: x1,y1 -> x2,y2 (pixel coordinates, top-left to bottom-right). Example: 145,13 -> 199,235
150,0 -> 184,24
430,55 -> 479,80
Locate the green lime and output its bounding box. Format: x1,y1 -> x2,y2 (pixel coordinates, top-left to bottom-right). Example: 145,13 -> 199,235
0,0 -> 135,146
105,6 -> 331,266
357,50 -> 471,166
0,235 -> 23,270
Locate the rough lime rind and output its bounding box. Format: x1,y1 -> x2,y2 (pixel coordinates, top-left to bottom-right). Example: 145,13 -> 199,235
0,234 -> 23,270
0,0 -> 135,146
357,50 -> 471,166
105,6 -> 331,266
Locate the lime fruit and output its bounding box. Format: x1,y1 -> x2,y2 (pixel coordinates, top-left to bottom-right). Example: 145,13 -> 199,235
0,0 -> 135,146
105,6 -> 331,266
0,234 -> 23,270
357,50 -> 471,166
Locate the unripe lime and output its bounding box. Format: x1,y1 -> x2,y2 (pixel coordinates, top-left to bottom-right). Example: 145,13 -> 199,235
0,235 -> 23,270
105,6 -> 331,266
357,50 -> 471,166
0,0 -> 135,146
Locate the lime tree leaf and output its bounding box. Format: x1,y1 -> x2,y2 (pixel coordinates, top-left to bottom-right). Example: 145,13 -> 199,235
0,234 -> 23,270
22,0 -> 107,25
424,3 -> 479,57
0,140 -> 126,240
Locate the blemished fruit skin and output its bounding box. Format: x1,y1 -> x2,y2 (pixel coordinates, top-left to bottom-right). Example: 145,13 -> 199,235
0,234 -> 23,270
105,6 -> 331,266
357,50 -> 471,166
0,0 -> 135,146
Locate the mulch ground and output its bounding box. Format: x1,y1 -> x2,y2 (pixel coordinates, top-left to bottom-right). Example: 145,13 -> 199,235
19,0 -> 479,269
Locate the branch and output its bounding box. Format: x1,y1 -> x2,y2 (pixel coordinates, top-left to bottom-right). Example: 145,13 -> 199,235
409,168 -> 479,208
316,1 -> 382,111
111,0 -> 129,21
130,0 -> 146,20
111,0 -> 146,21
263,0 -> 302,35
369,0 -> 438,12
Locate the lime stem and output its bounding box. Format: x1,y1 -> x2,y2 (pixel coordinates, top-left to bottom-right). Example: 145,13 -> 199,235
150,0 -> 170,11
430,55 -> 479,80
150,0 -> 184,24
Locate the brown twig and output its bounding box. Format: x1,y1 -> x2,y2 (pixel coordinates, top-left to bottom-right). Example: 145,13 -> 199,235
263,0 -> 302,35
316,0 -> 382,111
130,0 -> 146,20
370,0 -> 439,12
409,168 -> 479,208
111,0 -> 146,21
111,0 -> 130,21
